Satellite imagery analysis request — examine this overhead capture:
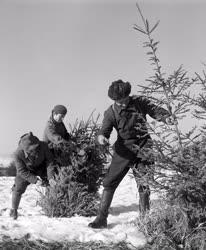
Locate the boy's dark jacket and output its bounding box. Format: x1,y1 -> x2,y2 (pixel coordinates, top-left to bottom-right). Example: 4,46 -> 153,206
14,133 -> 55,184
43,116 -> 70,144
99,95 -> 170,155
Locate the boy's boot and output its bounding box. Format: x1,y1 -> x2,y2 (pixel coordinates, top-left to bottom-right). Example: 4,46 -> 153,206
88,189 -> 114,228
139,185 -> 150,217
10,192 -> 21,220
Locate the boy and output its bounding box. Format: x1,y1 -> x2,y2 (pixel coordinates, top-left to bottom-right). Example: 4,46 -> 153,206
10,132 -> 55,220
43,105 -> 71,145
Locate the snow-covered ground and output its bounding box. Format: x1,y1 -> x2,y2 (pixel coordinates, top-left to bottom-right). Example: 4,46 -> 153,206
0,171 -> 150,249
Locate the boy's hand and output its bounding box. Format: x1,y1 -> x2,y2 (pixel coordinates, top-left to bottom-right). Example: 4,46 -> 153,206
165,117 -> 178,125
97,135 -> 109,145
78,149 -> 86,156
49,178 -> 56,186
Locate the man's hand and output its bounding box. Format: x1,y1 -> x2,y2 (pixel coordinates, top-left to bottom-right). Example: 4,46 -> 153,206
97,135 -> 109,145
49,178 -> 56,187
165,117 -> 178,125
36,176 -> 43,186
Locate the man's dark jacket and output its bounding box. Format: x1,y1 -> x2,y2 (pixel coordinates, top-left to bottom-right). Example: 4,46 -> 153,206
99,95 -> 170,157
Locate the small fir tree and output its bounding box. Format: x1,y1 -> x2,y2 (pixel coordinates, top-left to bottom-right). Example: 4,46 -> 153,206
38,114 -> 109,217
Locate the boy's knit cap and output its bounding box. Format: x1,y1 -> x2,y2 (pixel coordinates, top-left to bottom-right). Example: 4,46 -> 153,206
53,105 -> 67,115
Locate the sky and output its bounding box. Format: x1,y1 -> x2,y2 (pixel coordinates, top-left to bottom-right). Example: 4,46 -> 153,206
0,0 -> 206,156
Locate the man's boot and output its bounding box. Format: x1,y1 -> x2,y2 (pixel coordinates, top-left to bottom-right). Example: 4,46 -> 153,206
88,189 -> 114,228
139,185 -> 150,217
9,209 -> 18,220
10,192 -> 21,220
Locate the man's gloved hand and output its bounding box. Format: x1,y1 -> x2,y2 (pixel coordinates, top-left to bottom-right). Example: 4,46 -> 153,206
97,135 -> 109,145
36,176 -> 43,186
165,116 -> 178,125
49,178 -> 56,187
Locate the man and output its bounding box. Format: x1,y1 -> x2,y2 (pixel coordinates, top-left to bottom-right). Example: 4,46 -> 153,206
43,105 -> 71,145
10,132 -> 56,220
88,79 -> 174,229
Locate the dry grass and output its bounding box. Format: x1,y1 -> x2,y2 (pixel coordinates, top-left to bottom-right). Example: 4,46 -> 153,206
0,237 -> 143,250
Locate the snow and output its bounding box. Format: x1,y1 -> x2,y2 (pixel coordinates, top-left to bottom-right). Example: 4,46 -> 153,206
0,172 -> 149,249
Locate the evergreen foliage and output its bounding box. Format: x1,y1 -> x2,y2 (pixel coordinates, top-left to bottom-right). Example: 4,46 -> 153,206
38,115 -> 109,217
134,3 -> 206,249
